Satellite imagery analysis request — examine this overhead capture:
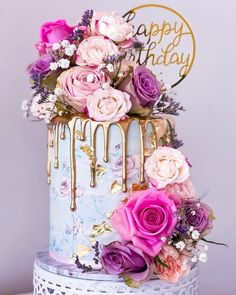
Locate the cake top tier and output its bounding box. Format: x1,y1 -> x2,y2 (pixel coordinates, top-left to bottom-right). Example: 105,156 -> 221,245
22,10 -> 184,124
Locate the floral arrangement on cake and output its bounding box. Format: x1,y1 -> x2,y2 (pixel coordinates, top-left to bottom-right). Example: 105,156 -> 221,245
24,9 -> 220,289
97,146 -> 214,287
22,10 -> 184,123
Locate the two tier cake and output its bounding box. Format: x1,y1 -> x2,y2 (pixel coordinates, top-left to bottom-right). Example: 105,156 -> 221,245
23,9 -> 214,295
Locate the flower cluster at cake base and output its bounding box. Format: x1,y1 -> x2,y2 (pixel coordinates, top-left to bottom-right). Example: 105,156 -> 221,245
74,146 -> 214,287
23,10 -> 184,123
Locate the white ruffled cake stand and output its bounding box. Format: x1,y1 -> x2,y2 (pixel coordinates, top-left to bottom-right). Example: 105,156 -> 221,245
33,252 -> 199,295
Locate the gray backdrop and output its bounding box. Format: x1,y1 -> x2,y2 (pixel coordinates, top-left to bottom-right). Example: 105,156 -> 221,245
0,0 -> 235,294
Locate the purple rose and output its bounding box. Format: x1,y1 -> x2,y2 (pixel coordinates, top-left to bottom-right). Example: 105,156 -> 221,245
118,65 -> 161,114
28,54 -> 54,76
101,241 -> 153,283
184,201 -> 213,236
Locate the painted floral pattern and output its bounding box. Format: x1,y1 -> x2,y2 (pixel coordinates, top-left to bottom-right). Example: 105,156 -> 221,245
49,120 -> 144,264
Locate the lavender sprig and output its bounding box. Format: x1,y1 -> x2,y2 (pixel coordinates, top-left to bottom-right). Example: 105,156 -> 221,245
153,93 -> 185,116
79,9 -> 93,27
69,28 -> 85,41
133,40 -> 144,50
30,72 -> 50,103
92,241 -> 100,265
169,128 -> 184,149
75,256 -> 94,273
103,53 -> 124,65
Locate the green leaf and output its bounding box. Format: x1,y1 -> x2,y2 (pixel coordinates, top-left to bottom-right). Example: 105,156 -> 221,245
42,71 -> 62,91
122,274 -> 141,288
201,238 -> 228,247
155,255 -> 171,269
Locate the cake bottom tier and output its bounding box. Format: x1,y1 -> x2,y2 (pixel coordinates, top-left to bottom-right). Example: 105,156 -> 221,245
34,252 -> 199,295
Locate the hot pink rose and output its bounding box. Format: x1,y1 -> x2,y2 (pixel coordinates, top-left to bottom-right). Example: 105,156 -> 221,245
155,245 -> 190,282
145,147 -> 190,189
36,19 -> 73,55
75,36 -> 119,66
166,178 -> 196,200
86,87 -> 131,122
111,188 -> 177,257
91,11 -> 134,43
57,66 -> 110,112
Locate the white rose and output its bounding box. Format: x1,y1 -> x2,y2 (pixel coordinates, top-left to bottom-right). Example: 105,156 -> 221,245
144,147 -> 190,189
91,11 -> 134,43
75,36 -> 119,66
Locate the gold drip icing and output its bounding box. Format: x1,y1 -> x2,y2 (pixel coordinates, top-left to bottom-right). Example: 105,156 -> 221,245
80,117 -> 90,141
139,120 -> 146,183
116,120 -> 132,192
68,117 -> 79,212
103,123 -> 110,163
60,124 -> 66,140
49,126 -> 54,147
90,122 -> 99,188
47,126 -> 53,184
49,115 -> 167,212
54,124 -> 59,169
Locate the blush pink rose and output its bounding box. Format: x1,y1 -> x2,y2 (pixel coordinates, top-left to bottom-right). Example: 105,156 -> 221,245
75,36 -> 119,66
145,147 -> 190,189
91,11 -> 134,43
111,188 -> 177,257
57,66 -> 110,112
86,87 -> 131,122
166,178 -> 196,200
155,245 -> 190,282
36,19 -> 73,55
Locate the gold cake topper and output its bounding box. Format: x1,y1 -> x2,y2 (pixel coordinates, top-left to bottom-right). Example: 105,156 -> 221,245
123,4 -> 196,87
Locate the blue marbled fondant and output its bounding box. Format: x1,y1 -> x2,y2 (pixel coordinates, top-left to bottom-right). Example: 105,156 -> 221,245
49,119 -> 154,265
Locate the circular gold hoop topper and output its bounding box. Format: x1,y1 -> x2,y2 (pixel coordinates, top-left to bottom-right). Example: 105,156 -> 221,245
123,4 -> 196,87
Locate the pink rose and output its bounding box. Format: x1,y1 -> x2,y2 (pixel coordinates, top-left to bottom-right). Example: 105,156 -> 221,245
91,11 -> 134,43
57,66 -> 110,112
166,178 -> 196,200
86,87 -> 131,122
155,245 -> 190,282
145,147 -> 190,189
36,19 -> 73,55
75,36 -> 119,66
111,188 -> 177,257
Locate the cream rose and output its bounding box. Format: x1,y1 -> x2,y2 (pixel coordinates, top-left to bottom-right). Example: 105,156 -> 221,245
144,147 -> 190,189
91,11 -> 134,43
57,66 -> 110,112
75,36 -> 119,66
86,87 -> 131,122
